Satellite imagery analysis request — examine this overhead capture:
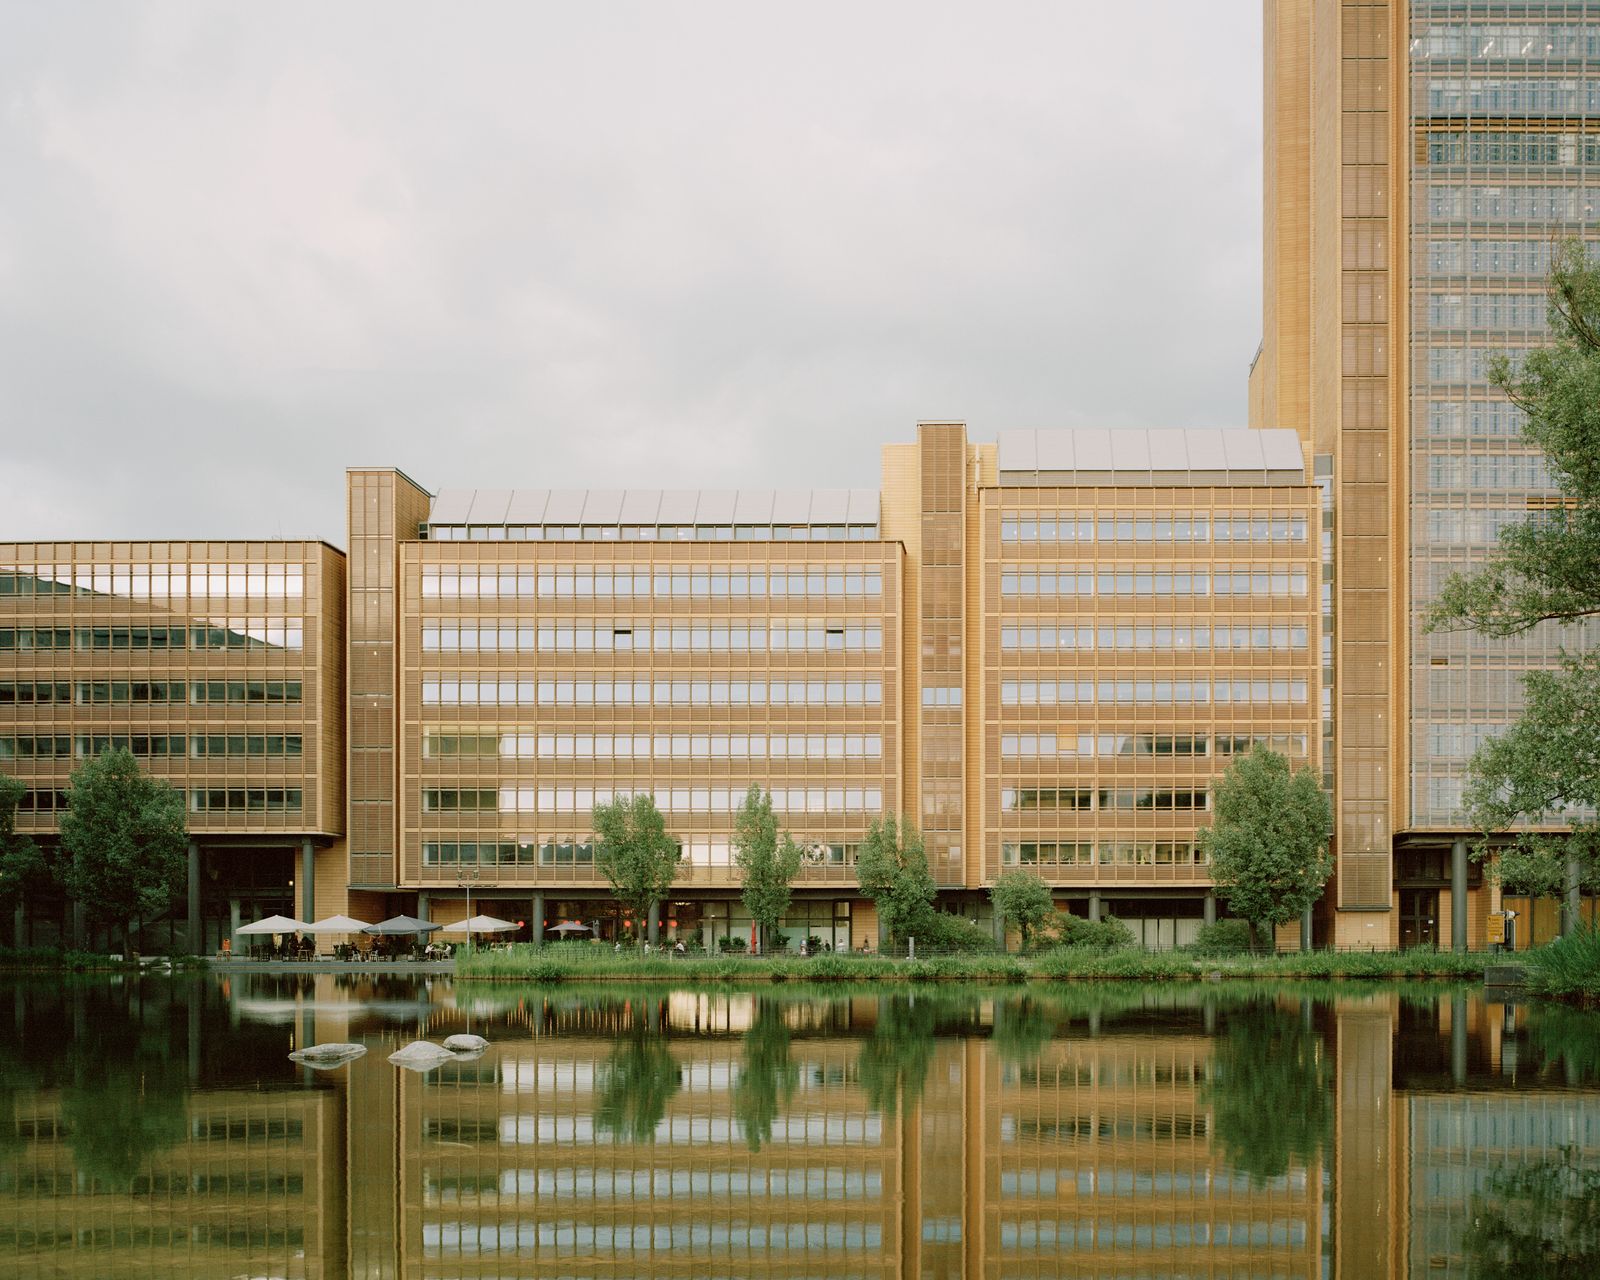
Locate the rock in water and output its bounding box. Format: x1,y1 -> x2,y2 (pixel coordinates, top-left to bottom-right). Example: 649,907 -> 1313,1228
443,1033 -> 489,1053
388,1040 -> 455,1070
289,1043 -> 367,1068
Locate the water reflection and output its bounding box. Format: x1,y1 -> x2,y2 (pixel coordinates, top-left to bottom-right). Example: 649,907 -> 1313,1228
593,1000 -> 682,1142
1202,1000 -> 1329,1181
0,977 -> 1597,1277
731,997 -> 798,1152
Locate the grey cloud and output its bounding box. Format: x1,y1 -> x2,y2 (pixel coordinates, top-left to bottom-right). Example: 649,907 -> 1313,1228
0,1 -> 1262,544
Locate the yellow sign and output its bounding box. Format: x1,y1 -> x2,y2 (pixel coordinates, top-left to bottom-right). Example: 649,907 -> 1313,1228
1488,914 -> 1506,945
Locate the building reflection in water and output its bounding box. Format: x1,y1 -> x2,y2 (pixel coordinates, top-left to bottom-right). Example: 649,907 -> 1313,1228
0,976 -> 1597,1277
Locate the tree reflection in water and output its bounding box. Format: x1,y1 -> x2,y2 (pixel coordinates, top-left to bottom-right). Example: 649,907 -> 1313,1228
1463,1147 -> 1600,1274
858,995 -> 937,1118
1202,1000 -> 1328,1181
990,995 -> 1057,1067
593,1001 -> 681,1143
732,997 -> 798,1152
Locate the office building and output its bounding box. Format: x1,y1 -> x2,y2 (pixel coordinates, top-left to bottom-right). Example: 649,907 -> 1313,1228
351,423 -> 1318,947
0,542 -> 346,950
1252,0 -> 1600,948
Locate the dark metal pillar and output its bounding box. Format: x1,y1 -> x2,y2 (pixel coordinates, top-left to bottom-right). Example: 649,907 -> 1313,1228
647,901 -> 660,947
187,840 -> 202,955
1300,906 -> 1314,952
532,893 -> 545,948
301,837 -> 315,924
1452,837 -> 1468,954
1565,851 -> 1583,937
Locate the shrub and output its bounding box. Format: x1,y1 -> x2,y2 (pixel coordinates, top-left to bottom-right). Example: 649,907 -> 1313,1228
717,936 -> 748,954
1049,915 -> 1137,953
1190,920 -> 1253,956
910,913 -> 998,953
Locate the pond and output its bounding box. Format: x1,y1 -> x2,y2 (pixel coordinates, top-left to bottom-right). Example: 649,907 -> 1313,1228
1,975 -> 1597,1276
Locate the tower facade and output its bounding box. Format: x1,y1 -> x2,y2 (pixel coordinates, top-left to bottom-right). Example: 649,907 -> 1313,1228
1254,0 -> 1600,947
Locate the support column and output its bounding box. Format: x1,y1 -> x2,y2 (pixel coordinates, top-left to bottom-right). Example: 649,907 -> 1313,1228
417,892 -> 430,922
1203,892 -> 1216,927
646,901 -> 660,947
532,893 -> 545,948
1452,837 -> 1468,954
1300,906 -> 1313,953
229,898 -> 241,958
1565,851 -> 1583,937
13,901 -> 23,951
877,913 -> 889,950
301,838 -> 315,925
72,901 -> 85,950
1088,893 -> 1102,923
992,905 -> 1006,951
187,840 -> 202,955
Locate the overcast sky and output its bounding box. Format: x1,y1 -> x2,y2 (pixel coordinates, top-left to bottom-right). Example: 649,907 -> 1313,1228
1,2 -> 1262,545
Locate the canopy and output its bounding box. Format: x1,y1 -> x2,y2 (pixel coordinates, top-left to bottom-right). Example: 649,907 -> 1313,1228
303,914 -> 372,934
549,921 -> 592,935
441,914 -> 519,934
235,914 -> 310,935
364,915 -> 443,935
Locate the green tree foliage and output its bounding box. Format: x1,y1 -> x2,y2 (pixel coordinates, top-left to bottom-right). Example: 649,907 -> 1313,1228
0,771 -> 53,914
1427,240 -> 1600,891
1462,1148 -> 1600,1276
1201,1001 -> 1329,1181
594,1029 -> 681,1143
731,998 -> 798,1151
989,871 -> 1055,950
1198,747 -> 1332,943
731,785 -> 803,954
591,793 -> 680,940
855,816 -> 937,944
57,748 -> 187,932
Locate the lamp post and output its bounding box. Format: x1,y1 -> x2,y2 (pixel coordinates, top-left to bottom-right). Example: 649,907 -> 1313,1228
457,865 -> 481,952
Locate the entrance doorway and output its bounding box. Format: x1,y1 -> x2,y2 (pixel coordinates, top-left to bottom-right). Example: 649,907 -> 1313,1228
1399,889 -> 1438,949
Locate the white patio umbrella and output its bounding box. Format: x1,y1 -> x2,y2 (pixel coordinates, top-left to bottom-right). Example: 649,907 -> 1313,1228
549,921 -> 592,936
304,914 -> 373,933
441,915 -> 519,934
236,914 -> 311,935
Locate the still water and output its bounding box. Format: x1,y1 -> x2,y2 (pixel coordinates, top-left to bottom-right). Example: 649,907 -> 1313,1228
1,975 -> 1598,1278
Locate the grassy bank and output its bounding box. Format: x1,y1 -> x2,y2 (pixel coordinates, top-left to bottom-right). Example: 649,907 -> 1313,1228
1522,927 -> 1600,1007
455,943 -> 1492,985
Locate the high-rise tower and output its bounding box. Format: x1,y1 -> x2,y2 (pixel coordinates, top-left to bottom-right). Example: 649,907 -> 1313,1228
1254,0 -> 1600,947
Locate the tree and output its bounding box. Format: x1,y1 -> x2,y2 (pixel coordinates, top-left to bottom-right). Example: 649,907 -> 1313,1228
854,815 -> 937,944
731,785 -> 803,955
989,871 -> 1055,951
591,793 -> 680,941
57,748 -> 187,938
1427,239 -> 1600,894
0,772 -> 54,918
1198,747 -> 1332,946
